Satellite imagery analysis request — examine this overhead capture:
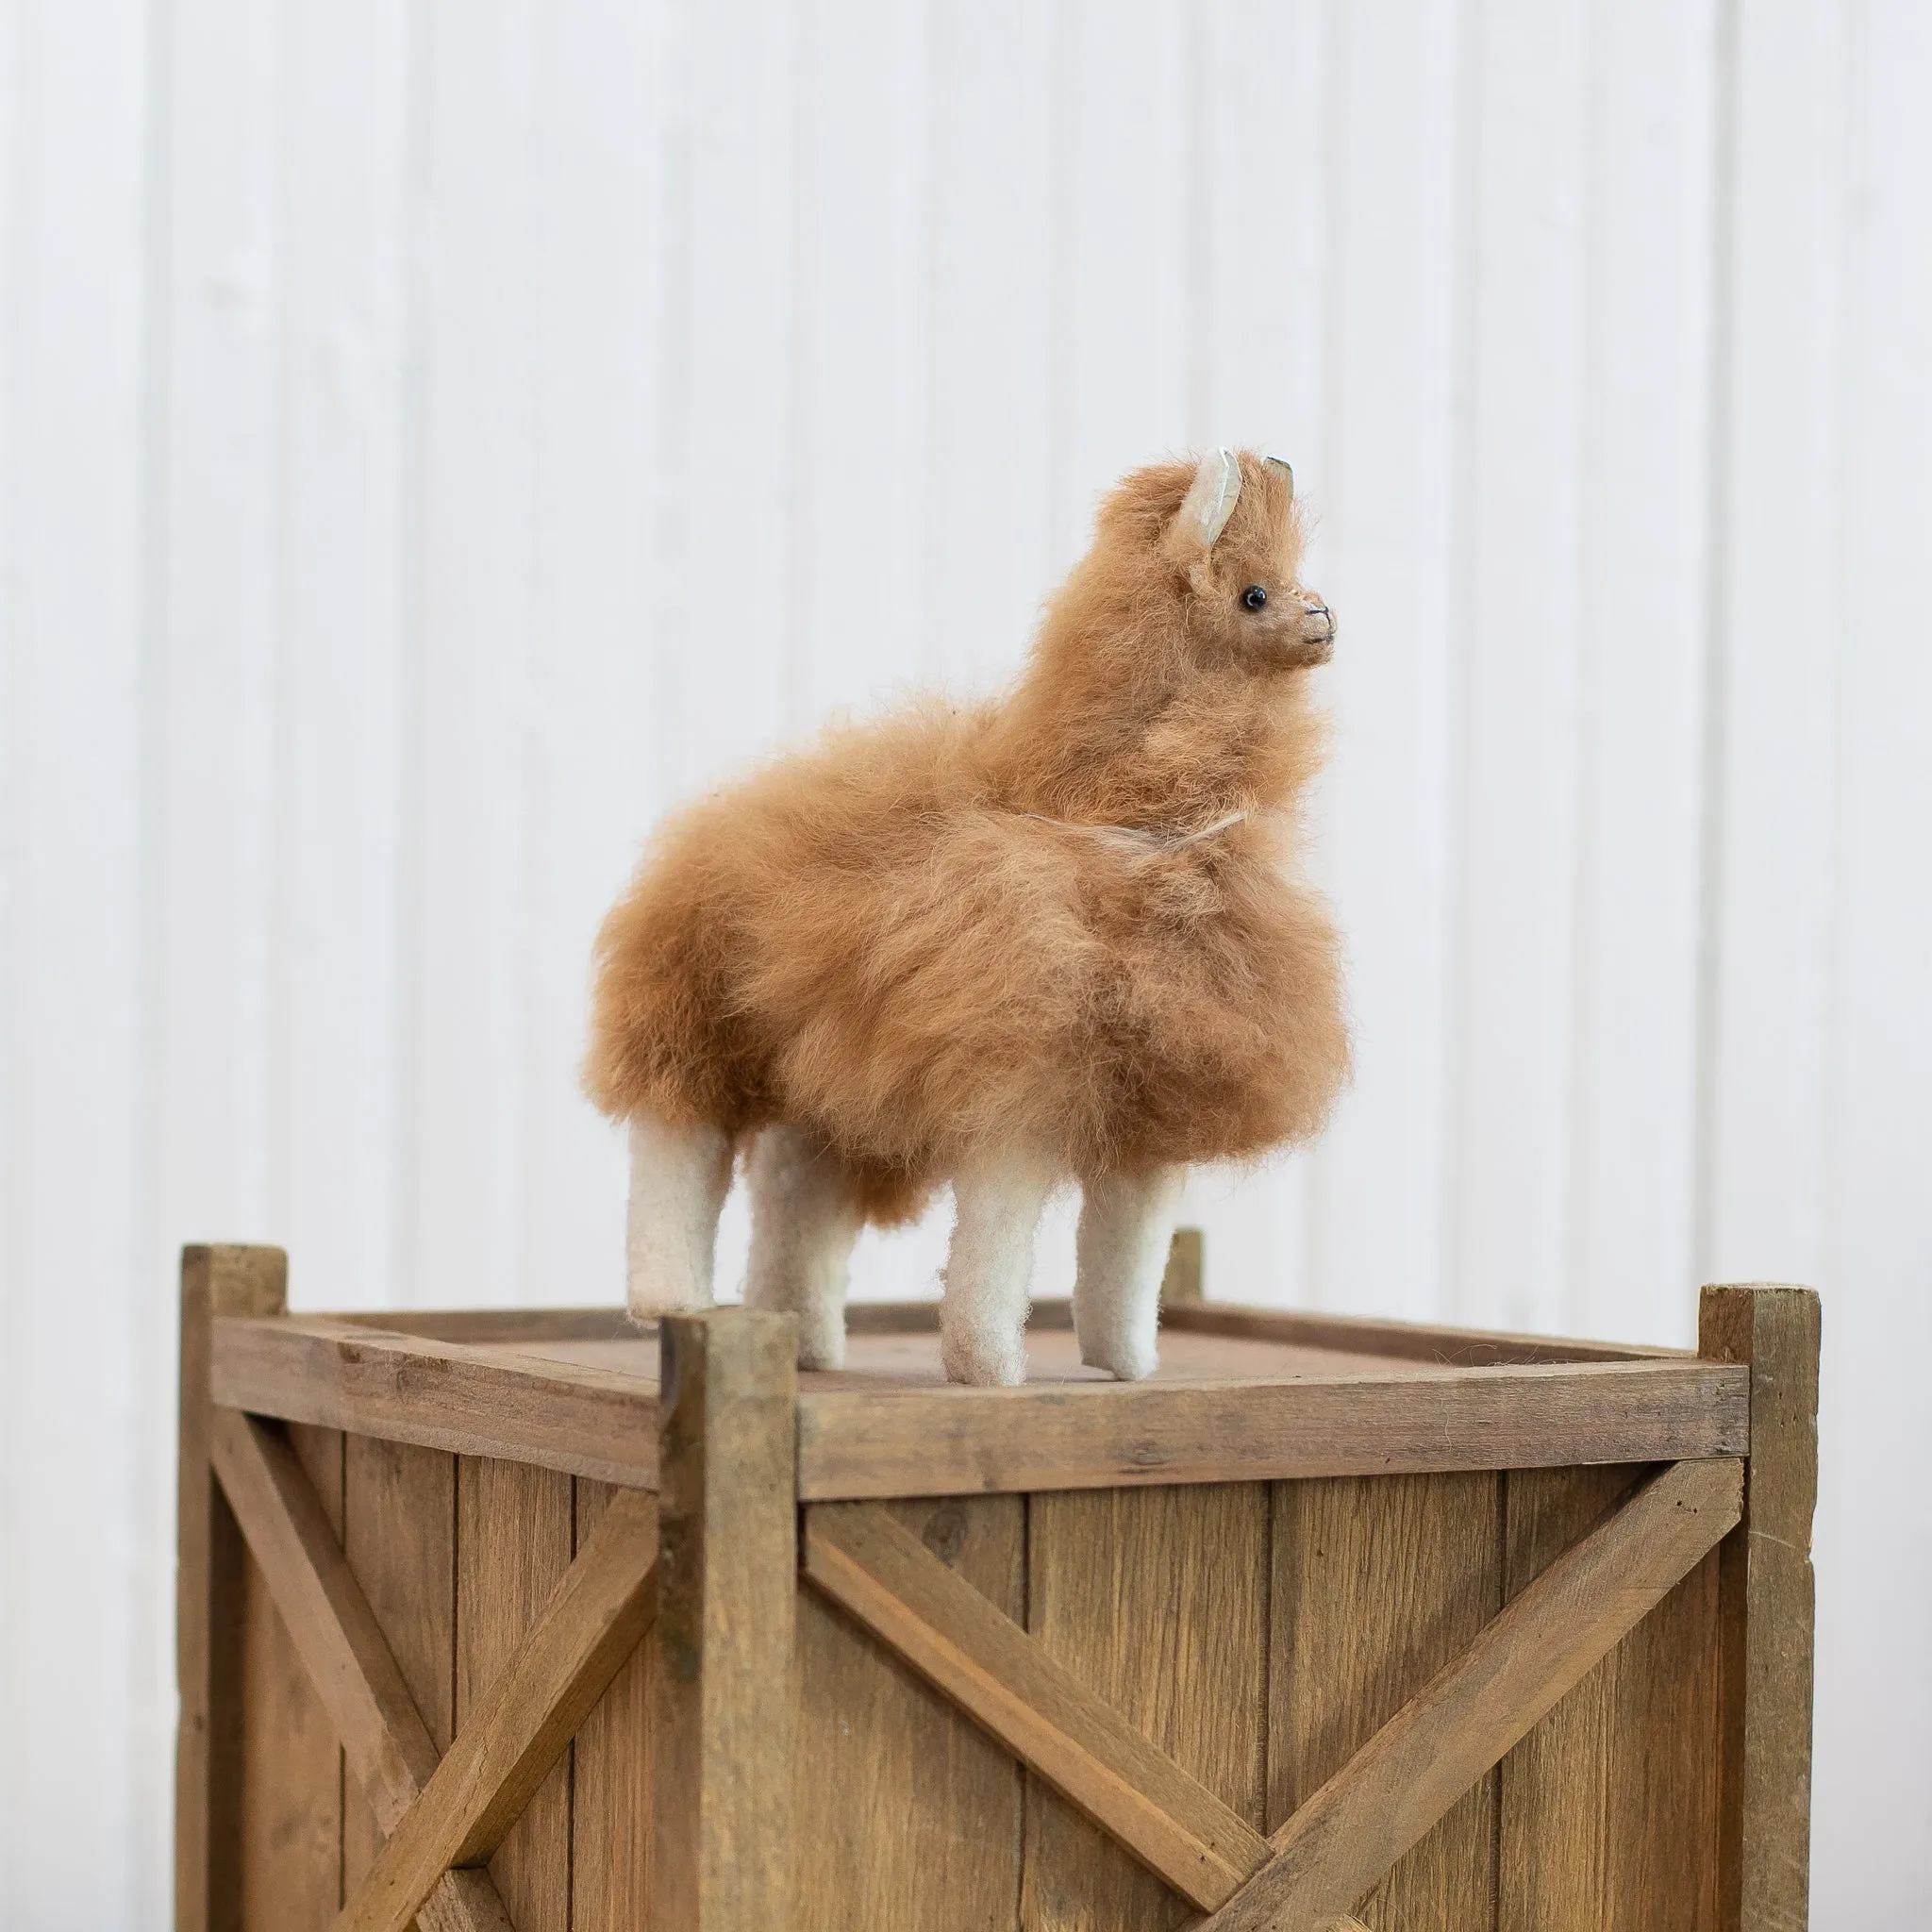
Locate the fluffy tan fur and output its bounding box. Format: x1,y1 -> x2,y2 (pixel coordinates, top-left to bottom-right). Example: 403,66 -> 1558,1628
586,450 -> 1350,1223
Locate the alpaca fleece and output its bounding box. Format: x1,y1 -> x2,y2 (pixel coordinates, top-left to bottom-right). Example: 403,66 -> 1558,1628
585,451 -> 1350,1227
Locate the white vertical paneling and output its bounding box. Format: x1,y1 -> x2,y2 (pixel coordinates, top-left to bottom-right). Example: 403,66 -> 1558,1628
1564,0 -> 1718,1346
1450,0 -> 1591,1334
0,3 -> 152,1924
407,0 -> 540,1307
517,1 -> 673,1303
789,0 -> 930,724
270,0 -> 409,1313
1299,0 -> 1464,1324
1812,3 -> 1932,1912
1704,0 -> 1847,1290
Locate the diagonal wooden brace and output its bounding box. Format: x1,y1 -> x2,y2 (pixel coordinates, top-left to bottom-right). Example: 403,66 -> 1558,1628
208,1407 -> 517,1932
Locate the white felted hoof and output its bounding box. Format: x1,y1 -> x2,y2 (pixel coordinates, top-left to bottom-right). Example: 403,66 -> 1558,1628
745,1124 -> 863,1370
1073,1165 -> 1186,1381
940,1147 -> 1057,1387
625,1112 -> 733,1321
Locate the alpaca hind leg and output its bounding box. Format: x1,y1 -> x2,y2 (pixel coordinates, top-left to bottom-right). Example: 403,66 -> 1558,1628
745,1124 -> 863,1371
1073,1165 -> 1186,1380
625,1112 -> 733,1320
941,1148 -> 1057,1387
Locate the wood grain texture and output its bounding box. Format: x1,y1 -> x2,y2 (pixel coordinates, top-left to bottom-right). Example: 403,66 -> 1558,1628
797,1360 -> 1747,1498
803,1500 -> 1264,1913
1270,1474 -> 1502,1932
337,1486 -> 659,1932
1495,1462 -> 1721,1932
654,1310 -> 798,1932
1022,1483 -> 1270,1931
571,1480 -> 658,1932
1700,1285 -> 1821,1932
212,1318 -> 658,1487
1206,1459 -> 1740,1932
236,1424 -> 345,1931
457,1457 -> 576,1932
1164,1301 -> 1684,1365
177,1243 -> 288,1932
341,1436 -> 458,1914
794,1496 -> 1024,1932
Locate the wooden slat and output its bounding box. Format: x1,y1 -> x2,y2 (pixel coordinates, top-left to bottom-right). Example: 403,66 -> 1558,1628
570,1481 -> 658,1931
212,1317 -> 658,1487
802,1500 -> 1269,1913
654,1311 -> 799,1932
1021,1484 -> 1272,1927
211,1410 -> 514,1932
1700,1284 -> 1821,1932
1496,1464 -> 1722,1932
178,1243 -> 288,1932
336,1486 -> 660,1932
796,1359 -> 1747,1499
1271,1474 -> 1502,1931
793,1497 -> 1024,1931
457,1458 -> 575,1932
1200,1458 -> 1743,1932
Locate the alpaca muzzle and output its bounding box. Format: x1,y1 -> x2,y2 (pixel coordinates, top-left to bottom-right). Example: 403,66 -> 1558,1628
1293,599 -> 1336,664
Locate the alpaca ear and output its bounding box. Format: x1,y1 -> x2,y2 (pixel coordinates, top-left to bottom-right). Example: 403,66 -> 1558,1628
1167,448 -> 1242,558
1263,455 -> 1294,497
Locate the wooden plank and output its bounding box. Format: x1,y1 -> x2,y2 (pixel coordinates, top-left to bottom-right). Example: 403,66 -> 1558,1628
803,1500 -> 1264,1913
1700,1285 -> 1821,1932
1163,1300 -> 1685,1365
337,1486 -> 659,1932
341,1436 -> 458,1908
236,1425 -> 346,1931
796,1359 -> 1748,1499
1021,1482 -> 1271,1927
794,1497 -> 1024,1931
654,1310 -> 798,1932
570,1481 -> 658,1931
1497,1462 -> 1722,1932
1201,1458 -> 1742,1932
457,1458 -> 576,1932
1270,1474 -> 1502,1932
178,1244 -> 287,1932
212,1317 -> 658,1487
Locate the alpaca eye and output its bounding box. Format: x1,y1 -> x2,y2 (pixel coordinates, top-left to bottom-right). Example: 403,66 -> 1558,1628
1241,584 -> 1268,611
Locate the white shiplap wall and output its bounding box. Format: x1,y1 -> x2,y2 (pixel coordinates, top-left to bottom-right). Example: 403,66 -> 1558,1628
0,1 -> 1925,1924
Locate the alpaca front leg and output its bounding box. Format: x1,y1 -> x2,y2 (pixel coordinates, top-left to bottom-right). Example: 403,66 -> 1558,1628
744,1124 -> 863,1371
941,1148 -> 1056,1387
625,1112 -> 733,1320
1073,1165 -> 1186,1380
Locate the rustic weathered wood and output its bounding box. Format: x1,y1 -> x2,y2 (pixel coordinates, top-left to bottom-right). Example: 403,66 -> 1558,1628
335,1485 -> 659,1932
654,1310 -> 798,1932
1271,1474 -> 1502,1932
794,1496 -> 1024,1931
1496,1462 -> 1723,1932
1023,1483 -> 1272,1927
571,1480 -> 658,1931
803,1498 -> 1266,1912
208,1409 -> 515,1932
214,1318 -> 659,1488
796,1359 -> 1746,1498
178,1243 -> 288,1932
457,1457 -> 575,1932
1201,1457 -> 1743,1932
1700,1284 -> 1821,1932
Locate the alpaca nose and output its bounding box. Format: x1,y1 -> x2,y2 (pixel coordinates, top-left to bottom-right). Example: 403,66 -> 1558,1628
1300,599 -> 1335,644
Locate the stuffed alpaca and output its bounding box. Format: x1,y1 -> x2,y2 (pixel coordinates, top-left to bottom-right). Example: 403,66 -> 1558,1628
586,449 -> 1349,1385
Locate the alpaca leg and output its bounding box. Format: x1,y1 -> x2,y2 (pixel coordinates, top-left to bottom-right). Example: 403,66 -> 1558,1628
1073,1165 -> 1186,1381
625,1112 -> 733,1320
744,1124 -> 863,1371
941,1148 -> 1057,1387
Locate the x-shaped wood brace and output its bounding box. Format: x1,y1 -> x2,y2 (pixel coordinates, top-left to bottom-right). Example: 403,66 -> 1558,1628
803,1457 -> 1743,1931
208,1409 -> 659,1932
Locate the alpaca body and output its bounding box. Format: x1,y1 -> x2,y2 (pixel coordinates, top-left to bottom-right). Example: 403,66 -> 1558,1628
587,451 -> 1350,1382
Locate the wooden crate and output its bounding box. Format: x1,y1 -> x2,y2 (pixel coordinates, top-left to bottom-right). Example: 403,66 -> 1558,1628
175,1239 -> 1818,1932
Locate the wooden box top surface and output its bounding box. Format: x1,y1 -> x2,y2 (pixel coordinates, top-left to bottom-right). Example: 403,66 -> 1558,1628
208,1296 -> 1745,1500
